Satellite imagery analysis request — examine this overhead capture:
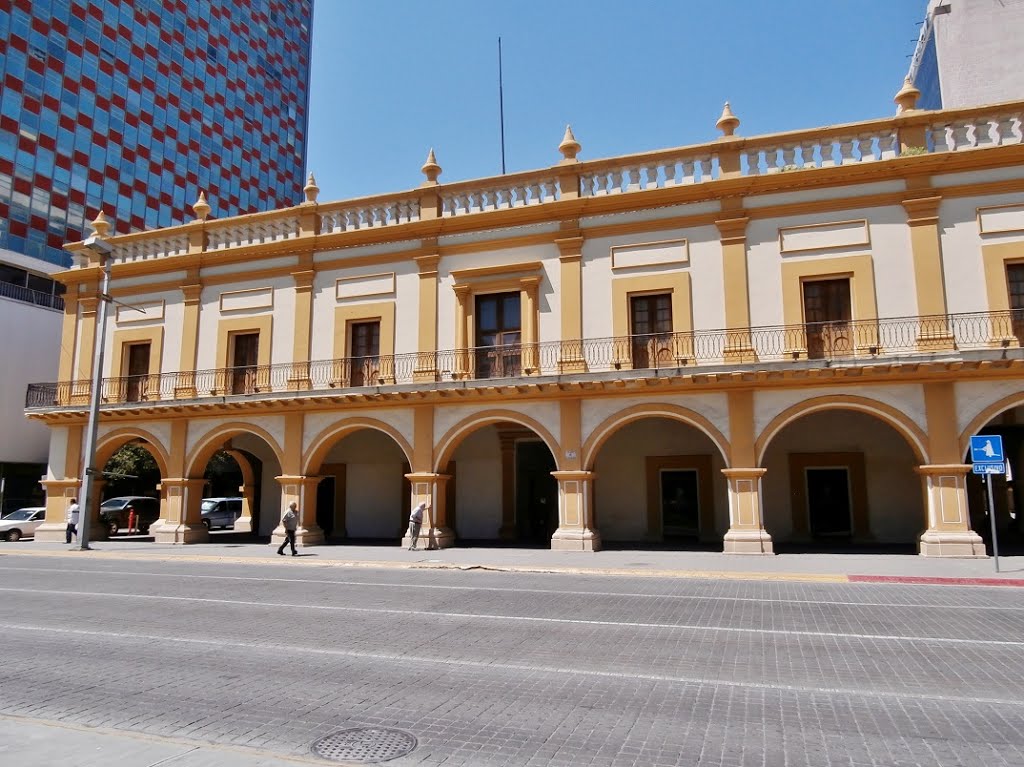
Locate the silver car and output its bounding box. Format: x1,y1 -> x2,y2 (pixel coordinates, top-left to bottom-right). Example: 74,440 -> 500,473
200,497 -> 243,529
0,507 -> 46,541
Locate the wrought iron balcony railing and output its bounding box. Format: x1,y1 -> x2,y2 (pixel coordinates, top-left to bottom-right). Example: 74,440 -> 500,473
0,280 -> 65,311
24,310 -> 1024,410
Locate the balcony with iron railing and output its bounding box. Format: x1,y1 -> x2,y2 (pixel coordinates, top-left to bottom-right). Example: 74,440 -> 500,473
25,310 -> 1024,411
0,280 -> 65,312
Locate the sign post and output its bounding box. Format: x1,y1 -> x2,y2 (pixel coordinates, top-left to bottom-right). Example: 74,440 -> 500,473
970,434 -> 1006,573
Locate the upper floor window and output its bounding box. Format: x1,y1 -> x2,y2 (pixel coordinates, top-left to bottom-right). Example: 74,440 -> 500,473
802,278 -> 851,359
475,292 -> 520,379
630,293 -> 672,369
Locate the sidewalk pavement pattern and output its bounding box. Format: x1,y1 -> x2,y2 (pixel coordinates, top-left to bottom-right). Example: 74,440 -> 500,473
4,539 -> 1023,586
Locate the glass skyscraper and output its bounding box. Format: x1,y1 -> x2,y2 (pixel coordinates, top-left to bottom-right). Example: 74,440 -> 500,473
0,0 -> 313,267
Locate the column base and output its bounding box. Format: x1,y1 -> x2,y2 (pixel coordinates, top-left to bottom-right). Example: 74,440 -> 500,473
918,529 -> 987,558
402,526 -> 455,550
723,528 -> 774,555
550,527 -> 601,551
232,516 -> 253,534
150,521 -> 209,544
270,525 -> 325,547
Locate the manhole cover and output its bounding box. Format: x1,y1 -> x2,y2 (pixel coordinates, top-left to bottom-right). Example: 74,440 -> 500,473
311,727 -> 417,763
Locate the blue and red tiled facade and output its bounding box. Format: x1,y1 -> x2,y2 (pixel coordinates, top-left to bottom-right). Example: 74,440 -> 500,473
0,0 -> 313,266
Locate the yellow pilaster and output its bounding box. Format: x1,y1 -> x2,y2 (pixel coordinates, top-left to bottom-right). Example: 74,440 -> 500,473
151,478 -> 209,544
556,230 -> 586,372
453,285 -> 471,378
903,195 -> 954,349
290,254 -> 315,388
414,250 -> 440,381
76,294 -> 98,381
520,276 -> 541,373
715,215 -> 757,362
175,281 -> 202,398
917,383 -> 985,557
722,390 -> 773,554
550,471 -> 600,551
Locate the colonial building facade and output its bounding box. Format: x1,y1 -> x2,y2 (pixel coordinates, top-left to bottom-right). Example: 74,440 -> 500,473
26,82 -> 1024,556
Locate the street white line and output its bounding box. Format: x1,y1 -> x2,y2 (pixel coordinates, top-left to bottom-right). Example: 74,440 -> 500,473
1,620 -> 1021,708
1,585 -> 1021,647
0,564 -> 1019,612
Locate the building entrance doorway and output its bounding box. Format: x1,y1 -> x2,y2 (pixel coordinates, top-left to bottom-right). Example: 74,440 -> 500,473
516,440 -> 557,544
802,278 -> 851,359
660,469 -> 700,538
806,467 -> 852,537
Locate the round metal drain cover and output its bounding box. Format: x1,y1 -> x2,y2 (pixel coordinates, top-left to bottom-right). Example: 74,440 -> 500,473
311,727 -> 417,763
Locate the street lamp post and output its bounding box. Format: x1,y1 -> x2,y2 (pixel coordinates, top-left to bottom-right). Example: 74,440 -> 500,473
76,216 -> 114,551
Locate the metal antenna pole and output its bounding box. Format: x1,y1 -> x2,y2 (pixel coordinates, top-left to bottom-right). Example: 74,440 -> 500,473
78,253 -> 113,550
498,36 -> 506,175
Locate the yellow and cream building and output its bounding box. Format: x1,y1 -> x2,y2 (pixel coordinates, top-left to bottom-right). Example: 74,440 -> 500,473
26,82 -> 1024,556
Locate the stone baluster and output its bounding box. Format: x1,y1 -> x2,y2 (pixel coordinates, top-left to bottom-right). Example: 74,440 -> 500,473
798,142 -> 817,168
819,138 -> 836,166
528,181 -> 541,204
837,137 -> 855,164
679,158 -> 693,184
974,118 -> 996,148
660,160 -> 678,186
880,132 -> 899,160
644,163 -> 659,189
950,122 -> 971,150
857,135 -> 876,161
995,116 -> 1016,145
609,169 -> 622,194
928,124 -> 950,153
624,167 -> 639,191
764,148 -> 780,173
780,145 -> 797,169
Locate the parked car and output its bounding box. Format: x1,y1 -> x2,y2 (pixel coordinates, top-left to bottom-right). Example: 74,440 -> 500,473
99,496 -> 159,535
0,507 -> 46,541
201,497 -> 243,529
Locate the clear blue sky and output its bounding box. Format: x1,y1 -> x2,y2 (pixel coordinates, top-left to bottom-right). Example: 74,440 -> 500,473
305,1 -> 927,202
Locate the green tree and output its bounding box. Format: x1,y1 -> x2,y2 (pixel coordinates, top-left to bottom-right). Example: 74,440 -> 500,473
102,443 -> 161,498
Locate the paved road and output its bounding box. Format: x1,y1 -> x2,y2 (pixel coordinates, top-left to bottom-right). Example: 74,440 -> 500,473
0,556 -> 1022,767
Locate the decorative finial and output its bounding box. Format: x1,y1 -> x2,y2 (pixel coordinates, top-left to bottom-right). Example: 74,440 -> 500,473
558,124 -> 581,162
303,172 -> 319,203
716,101 -> 740,137
89,210 -> 111,238
192,191 -> 211,222
421,148 -> 442,185
894,76 -> 921,113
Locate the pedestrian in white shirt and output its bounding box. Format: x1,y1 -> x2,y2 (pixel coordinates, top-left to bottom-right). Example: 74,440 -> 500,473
65,498 -> 80,544
408,500 -> 429,551
277,501 -> 299,556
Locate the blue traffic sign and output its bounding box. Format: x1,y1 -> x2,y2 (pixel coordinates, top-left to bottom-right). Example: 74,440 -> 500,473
972,462 -> 1006,475
970,434 -> 1005,464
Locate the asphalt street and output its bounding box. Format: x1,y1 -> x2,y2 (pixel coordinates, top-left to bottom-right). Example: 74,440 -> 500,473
0,555 -> 1022,767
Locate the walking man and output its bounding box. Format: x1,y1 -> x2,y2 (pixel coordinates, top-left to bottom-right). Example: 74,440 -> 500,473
277,501 -> 299,556
408,500 -> 429,551
65,497 -> 80,544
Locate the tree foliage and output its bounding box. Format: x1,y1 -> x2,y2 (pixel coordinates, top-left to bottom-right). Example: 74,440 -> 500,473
102,443 -> 160,498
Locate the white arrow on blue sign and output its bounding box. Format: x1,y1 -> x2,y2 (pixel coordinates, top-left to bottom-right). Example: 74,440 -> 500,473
970,434 -> 1005,464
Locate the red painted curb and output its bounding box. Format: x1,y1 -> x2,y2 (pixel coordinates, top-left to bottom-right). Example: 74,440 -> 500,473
849,574 -> 1024,587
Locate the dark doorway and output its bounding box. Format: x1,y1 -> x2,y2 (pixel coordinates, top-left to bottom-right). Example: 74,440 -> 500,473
230,333 -> 259,394
806,467 -> 852,537
349,320 -> 380,386
516,441 -> 557,544
124,342 -> 151,402
802,278 -> 851,359
1008,263 -> 1024,345
475,292 -> 521,378
630,293 -> 672,368
660,469 -> 700,538
316,476 -> 336,537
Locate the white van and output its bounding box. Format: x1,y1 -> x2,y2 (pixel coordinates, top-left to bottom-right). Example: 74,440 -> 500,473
200,497 -> 243,529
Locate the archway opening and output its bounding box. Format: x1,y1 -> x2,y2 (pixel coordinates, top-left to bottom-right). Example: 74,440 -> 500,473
309,428 -> 410,544
98,440 -> 163,538
188,431 -> 282,540
761,409 -> 922,553
445,422 -> 558,547
965,404 -> 1024,555
590,416 -> 727,550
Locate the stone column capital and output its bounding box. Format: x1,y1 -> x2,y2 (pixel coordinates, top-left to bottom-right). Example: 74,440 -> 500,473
721,468 -> 767,480
915,464 -> 971,477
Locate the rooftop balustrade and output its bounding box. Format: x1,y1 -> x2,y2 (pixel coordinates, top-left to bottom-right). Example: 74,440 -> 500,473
25,310 -> 1024,411
60,94 -> 1024,268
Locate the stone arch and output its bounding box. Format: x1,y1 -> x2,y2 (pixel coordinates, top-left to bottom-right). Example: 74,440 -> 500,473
434,410 -> 561,473
95,427 -> 172,478
185,422 -> 285,478
958,392 -> 1024,458
303,417 -> 414,476
755,395 -> 928,466
581,403 -> 731,471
